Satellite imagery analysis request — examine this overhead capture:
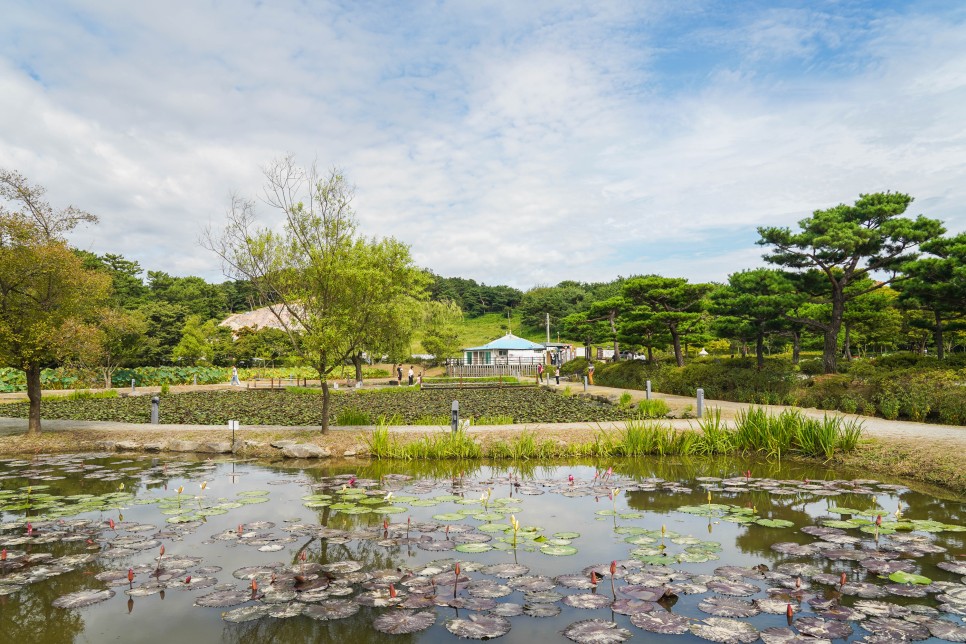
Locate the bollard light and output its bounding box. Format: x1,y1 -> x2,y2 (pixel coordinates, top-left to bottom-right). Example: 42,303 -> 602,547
646,380 -> 651,400
151,396 -> 160,424
696,388 -> 704,419
451,400 -> 459,433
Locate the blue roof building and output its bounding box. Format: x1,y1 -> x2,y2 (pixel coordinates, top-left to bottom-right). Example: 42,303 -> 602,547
462,333 -> 545,366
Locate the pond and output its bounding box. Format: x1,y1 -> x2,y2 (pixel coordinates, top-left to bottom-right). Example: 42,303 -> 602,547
0,455 -> 964,644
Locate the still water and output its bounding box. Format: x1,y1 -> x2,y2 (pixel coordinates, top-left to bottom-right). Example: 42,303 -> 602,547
0,454 -> 963,644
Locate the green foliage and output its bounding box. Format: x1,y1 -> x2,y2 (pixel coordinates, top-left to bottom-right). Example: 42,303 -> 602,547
159,382 -> 170,396
560,357 -> 589,377
366,427 -> 482,460
2,387 -> 635,425
427,274 -> 522,318
758,191 -> 945,374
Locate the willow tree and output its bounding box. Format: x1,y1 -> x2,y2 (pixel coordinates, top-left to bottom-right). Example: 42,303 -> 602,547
758,192 -> 943,374
0,170 -> 110,433
205,158 -> 427,431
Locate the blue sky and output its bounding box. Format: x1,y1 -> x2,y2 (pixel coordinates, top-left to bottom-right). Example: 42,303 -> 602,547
1,1 -> 964,289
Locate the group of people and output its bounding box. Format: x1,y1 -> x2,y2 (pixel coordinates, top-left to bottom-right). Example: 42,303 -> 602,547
394,364 -> 421,386
536,363 -> 561,385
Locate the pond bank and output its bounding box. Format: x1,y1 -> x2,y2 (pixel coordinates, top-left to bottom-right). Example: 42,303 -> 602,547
0,417 -> 963,500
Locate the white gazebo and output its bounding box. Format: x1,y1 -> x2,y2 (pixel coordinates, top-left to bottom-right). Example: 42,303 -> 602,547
450,333 -> 546,376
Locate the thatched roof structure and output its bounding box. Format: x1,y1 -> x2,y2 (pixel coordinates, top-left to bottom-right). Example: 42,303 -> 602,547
220,304 -> 300,332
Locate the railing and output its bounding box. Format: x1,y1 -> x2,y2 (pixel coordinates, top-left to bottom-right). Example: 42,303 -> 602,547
446,363 -> 542,378
247,377 -> 308,389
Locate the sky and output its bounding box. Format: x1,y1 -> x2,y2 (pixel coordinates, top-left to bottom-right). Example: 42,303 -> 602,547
1,0 -> 964,290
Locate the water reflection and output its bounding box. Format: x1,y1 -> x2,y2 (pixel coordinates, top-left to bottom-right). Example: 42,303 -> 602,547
0,454 -> 963,644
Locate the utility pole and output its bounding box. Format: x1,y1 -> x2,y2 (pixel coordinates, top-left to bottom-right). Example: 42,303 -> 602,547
546,313 -> 550,344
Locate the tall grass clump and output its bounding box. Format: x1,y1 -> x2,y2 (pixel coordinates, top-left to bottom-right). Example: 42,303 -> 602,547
617,420 -> 680,456
469,415 -> 514,425
365,427 -> 482,460
694,409 -> 733,455
733,407 -> 796,459
336,408 -> 371,425
367,427 -> 394,459
66,389 -> 119,400
413,414 -> 450,425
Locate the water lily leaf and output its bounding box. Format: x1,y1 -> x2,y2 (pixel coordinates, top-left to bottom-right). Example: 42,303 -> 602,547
760,627 -> 830,644
795,617 -> 853,639
194,589 -> 252,607
690,618 -> 759,644
373,610 -> 436,635
755,519 -> 794,528
563,594 -> 613,609
455,543 -> 493,553
698,597 -> 760,618
52,589 -> 115,609
303,599 -> 359,620
629,611 -> 691,634
563,618 -> 632,643
222,604 -> 272,622
928,619 -> 966,642
888,571 -> 931,585
540,544 -> 578,556
445,614 -> 511,639
481,563 -> 529,578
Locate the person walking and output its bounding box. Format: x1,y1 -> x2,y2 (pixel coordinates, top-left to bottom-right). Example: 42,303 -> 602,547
537,363 -> 544,384
588,363 -> 595,385
554,366 -> 560,385
397,365 -> 403,383
408,366 -> 414,386
230,365 -> 240,386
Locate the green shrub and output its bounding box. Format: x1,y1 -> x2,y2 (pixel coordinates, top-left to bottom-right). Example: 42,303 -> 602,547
560,357 -> 589,377
160,382 -> 171,396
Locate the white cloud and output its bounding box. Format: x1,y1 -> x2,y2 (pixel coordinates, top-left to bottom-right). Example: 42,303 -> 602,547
0,1 -> 963,291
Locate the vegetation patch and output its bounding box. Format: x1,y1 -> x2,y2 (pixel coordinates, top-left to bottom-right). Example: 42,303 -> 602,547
0,387 -> 633,426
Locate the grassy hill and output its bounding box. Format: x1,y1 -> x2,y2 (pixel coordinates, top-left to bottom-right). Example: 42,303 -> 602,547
411,312 -> 577,355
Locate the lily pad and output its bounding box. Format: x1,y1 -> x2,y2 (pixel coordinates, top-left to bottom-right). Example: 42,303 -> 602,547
52,589 -> 115,609
629,610 -> 691,634
445,614 -> 511,639
563,619 -> 633,643
690,618 -> 760,644
888,571 -> 932,585
373,610 -> 436,634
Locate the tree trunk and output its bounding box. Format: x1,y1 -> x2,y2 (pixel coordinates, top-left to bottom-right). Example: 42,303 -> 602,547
670,325 -> 684,367
609,311 -> 619,361
822,293 -> 845,374
755,330 -> 765,371
934,309 -> 945,360
792,331 -> 801,364
585,339 -> 593,363
646,345 -> 653,362
842,323 -> 852,361
320,380 -> 330,433
26,362 -> 42,435
352,352 -> 364,383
